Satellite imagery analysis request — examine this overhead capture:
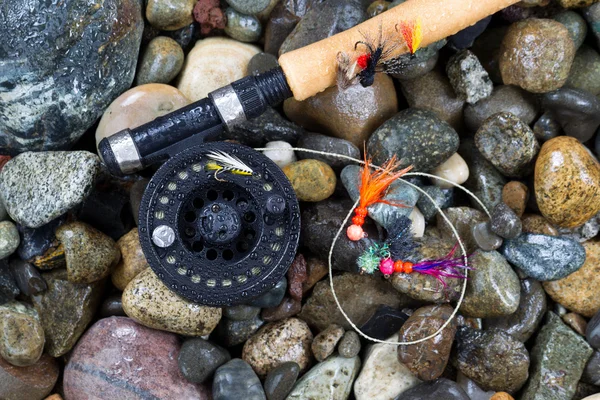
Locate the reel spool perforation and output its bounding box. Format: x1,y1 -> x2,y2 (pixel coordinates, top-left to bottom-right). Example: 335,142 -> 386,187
139,142 -> 300,306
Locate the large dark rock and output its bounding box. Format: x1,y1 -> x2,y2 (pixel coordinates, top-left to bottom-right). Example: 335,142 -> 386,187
0,0 -> 144,153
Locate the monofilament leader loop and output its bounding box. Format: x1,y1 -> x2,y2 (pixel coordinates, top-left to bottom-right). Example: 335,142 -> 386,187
255,147 -> 492,346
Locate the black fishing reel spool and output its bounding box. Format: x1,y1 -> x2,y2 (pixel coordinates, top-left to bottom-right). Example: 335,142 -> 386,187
98,67 -> 300,306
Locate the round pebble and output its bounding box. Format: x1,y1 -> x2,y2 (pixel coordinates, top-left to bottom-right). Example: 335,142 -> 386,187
146,0 -> 196,30
472,221 -> 503,251
178,338 -> 231,383
338,330 -> 360,358
521,214 -> 558,236
408,207 -> 425,238
490,202 -> 522,239
311,324 -> 344,362
566,45 -> 600,96
0,302 -> 44,367
282,159 -> 336,202
223,305 -> 261,321
213,359 -> 266,400
533,112 -> 561,142
502,181 -> 528,217
0,354 -> 59,400
226,0 -> 270,15
263,361 -> 300,400
112,228 -> 149,291
262,141 -> 297,168
446,50 -> 493,104
499,18 -> 576,93
554,11 -> 588,50
225,8 -> 262,43
431,153 -> 469,189
135,36 -> 184,85
0,221 -> 19,260
541,88 -> 600,143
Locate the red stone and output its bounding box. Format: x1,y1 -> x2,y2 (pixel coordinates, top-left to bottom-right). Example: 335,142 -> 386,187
0,354 -> 59,400
287,254 -> 307,301
193,0 -> 226,35
63,317 -> 210,400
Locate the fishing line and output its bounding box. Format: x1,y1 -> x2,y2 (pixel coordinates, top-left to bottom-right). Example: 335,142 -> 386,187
255,146 -> 491,345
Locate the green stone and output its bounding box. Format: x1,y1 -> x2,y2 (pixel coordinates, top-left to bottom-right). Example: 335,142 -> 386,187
224,8 -> 262,43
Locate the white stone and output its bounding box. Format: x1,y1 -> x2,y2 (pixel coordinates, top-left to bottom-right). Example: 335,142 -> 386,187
457,372 -> 495,400
262,141 -> 296,168
177,37 -> 260,101
287,355 -> 360,400
354,333 -> 420,400
431,153 -> 469,189
409,208 -> 425,238
582,395 -> 600,400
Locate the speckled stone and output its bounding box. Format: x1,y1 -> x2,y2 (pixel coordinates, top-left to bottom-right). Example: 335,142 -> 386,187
311,324 -> 345,362
543,240 -> 600,317
399,378 -> 470,400
146,0 -> 195,30
500,19 -> 576,93
398,305 -> 458,381
286,355 -> 360,400
472,222 -> 503,251
0,152 -> 99,228
583,351 -> 600,386
264,361 -> 300,400
446,50 -> 493,104
282,160 -> 336,202
178,338 -> 231,383
242,318 -> 312,378
464,85 -> 538,132
460,250 -> 520,318
31,269 -> 103,357
0,221 -> 19,260
521,312 -> 593,400
502,233 -> 586,281
122,268 -> 222,336
554,11 -> 588,50
559,212 -> 600,243
341,165 -> 419,231
261,297 -> 302,322
475,112 -> 539,178
399,69 -> 466,131
64,317 -> 210,399
460,142 -> 506,212
111,229 -> 148,290
521,214 -> 558,236
55,221 -> 119,284
533,112 -> 561,142
8,259 -> 46,296
284,74 -> 397,149
490,202 -> 522,239
225,8 -> 262,43
216,315 -> 264,347
297,133 -> 360,171
416,186 -> 446,222
338,331 -> 360,358
455,327 -> 530,393
226,0 -> 270,15
247,277 -> 287,308
299,273 -> 411,331
0,354 -> 59,400
535,136 -> 600,228
213,359 -> 266,400
541,87 -> 600,143
224,304 -> 261,321
485,278 -> 547,342
502,181 -> 528,217
564,312 -> 587,336
367,108 -> 459,173
135,36 -> 184,85
0,302 -> 44,367
437,207 -> 488,253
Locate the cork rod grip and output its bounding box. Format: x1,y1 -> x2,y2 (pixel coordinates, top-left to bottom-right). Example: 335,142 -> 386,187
278,0 -> 519,100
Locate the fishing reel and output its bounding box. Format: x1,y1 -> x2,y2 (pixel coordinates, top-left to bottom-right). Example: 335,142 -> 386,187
99,68 -> 300,306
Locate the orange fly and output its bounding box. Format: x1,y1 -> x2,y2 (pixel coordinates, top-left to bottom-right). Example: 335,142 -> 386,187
396,18 -> 423,56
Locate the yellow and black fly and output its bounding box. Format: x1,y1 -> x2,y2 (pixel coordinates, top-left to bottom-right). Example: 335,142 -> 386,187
206,150 -> 253,181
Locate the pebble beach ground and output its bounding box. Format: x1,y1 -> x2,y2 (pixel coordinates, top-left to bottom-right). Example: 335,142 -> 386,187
1,0 -> 600,399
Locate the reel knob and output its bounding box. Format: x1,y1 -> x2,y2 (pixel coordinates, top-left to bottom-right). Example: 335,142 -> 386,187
138,142 -> 300,306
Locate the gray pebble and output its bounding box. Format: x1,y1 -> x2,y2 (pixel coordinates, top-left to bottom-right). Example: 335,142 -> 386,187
223,305 -> 261,321
264,361 -> 300,400
213,359 -> 266,400
248,53 -> 279,75
417,186 -> 447,222
247,277 -> 287,308
565,45 -> 600,96
541,88 -> 600,143
0,221 -> 20,259
178,338 -> 231,383
8,259 -> 46,296
216,315 -> 264,347
225,0 -> 271,15
297,133 -> 360,171
135,36 -> 184,85
0,260 -> 19,305
533,112 -> 561,142
554,11 -> 588,50
472,221 -> 503,251
490,202 -> 522,239
225,8 -> 262,43
446,50 -> 493,105
338,330 -> 361,358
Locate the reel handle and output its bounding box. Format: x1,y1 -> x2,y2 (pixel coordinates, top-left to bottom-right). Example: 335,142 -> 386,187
98,67 -> 292,176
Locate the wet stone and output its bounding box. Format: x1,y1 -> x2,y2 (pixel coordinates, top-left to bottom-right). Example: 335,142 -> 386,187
541,88 -> 600,143
297,133 -> 360,171
223,305 -> 261,321
0,302 -> 45,367
146,0 -> 195,30
475,112 -> 539,178
247,52 -> 279,75
521,312 -> 593,400
558,212 -> 600,243
533,112 -> 561,142
398,305 -> 458,381
214,359 -> 266,400
112,228 -> 148,291
338,331 -> 360,358
457,373 -> 496,400
583,351 -> 600,385
64,317 -> 210,399
247,277 -> 287,308
0,152 -> 99,228
472,222 -> 503,251
0,354 -> 59,400
563,312 -> 588,336
225,8 -> 262,43
261,297 -> 302,322
32,269 -> 103,357
464,85 -> 538,132
502,181 -> 528,217
485,278 -> 547,342
135,36 -> 184,85
263,3 -> 299,55
262,141 -> 297,169
217,315 -> 264,347
367,108 -> 460,173
460,141 -> 506,212
460,250 -> 520,318
226,0 -> 270,15
224,107 -> 304,147
490,202 -> 522,239
56,221 -> 120,284
99,293 -> 125,318
0,221 -> 19,260
311,324 -> 345,362
583,3 -> 600,48
263,361 -> 300,400
455,327 -> 530,393
386,39 -> 446,81
0,261 -> 19,305
359,305 -> 409,341
178,338 -> 231,383
8,259 -> 46,296
448,16 -> 492,50
282,160 -> 337,202
286,355 -> 360,400
587,309 -> 600,349
554,11 -> 588,50
499,18 -> 575,93
566,45 -> 600,95
302,257 -> 328,294
437,207 -> 488,254
417,186 -> 447,222
398,378 -> 470,400
502,233 -> 586,281
446,50 -> 493,104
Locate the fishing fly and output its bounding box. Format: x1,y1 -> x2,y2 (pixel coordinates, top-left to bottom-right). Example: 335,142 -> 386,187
206,150 -> 254,181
